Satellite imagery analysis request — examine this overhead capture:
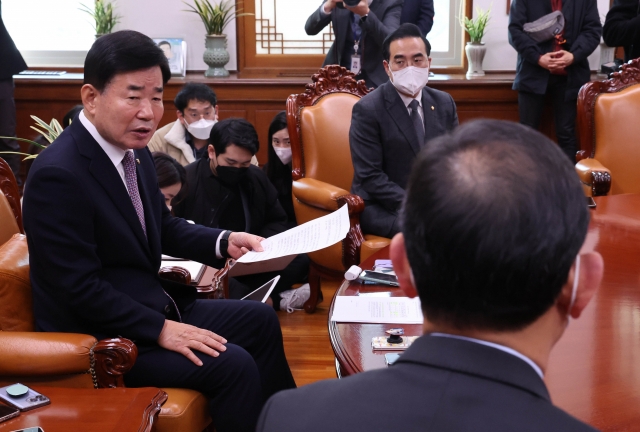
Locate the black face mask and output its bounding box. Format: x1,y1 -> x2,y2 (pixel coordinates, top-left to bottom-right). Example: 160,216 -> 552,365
216,165 -> 249,186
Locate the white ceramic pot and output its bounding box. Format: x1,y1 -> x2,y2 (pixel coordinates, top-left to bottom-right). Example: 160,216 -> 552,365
465,42 -> 486,77
203,34 -> 230,77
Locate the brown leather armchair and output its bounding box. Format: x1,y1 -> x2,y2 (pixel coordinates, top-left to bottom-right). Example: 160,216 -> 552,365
575,58 -> 640,196
0,158 -> 22,246
0,157 -> 211,432
287,66 -> 391,313
0,234 -> 212,432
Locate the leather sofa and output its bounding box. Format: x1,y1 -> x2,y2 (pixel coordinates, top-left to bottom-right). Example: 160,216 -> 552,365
0,157 -> 212,432
286,66 -> 391,312
575,57 -> 640,196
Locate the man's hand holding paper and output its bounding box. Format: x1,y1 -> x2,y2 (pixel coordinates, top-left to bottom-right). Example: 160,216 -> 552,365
236,205 -> 350,264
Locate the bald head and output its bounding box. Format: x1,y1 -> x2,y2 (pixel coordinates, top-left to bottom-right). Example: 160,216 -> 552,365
402,120 -> 588,331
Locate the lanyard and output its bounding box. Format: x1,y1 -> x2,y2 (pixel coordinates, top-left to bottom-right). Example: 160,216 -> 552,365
351,13 -> 362,55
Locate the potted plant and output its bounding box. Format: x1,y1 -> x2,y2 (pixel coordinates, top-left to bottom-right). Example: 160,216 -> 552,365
0,116 -> 62,161
80,0 -> 121,39
184,0 -> 252,77
460,6 -> 491,77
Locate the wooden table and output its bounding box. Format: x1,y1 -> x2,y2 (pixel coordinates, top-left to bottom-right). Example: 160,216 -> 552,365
0,387 -> 167,432
329,193 -> 640,431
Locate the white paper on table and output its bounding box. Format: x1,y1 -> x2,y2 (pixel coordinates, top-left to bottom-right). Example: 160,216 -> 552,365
236,204 -> 350,264
331,296 -> 424,324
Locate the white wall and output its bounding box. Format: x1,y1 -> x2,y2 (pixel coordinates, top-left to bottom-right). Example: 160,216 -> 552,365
476,0 -> 610,71
115,0 -> 610,73
116,0 -> 238,71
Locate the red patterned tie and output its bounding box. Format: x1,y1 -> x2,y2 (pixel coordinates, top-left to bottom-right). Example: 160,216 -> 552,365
122,151 -> 147,237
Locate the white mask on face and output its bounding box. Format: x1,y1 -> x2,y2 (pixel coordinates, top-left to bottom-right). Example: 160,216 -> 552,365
274,147 -> 292,165
390,65 -> 430,97
568,255 -> 580,321
184,118 -> 216,140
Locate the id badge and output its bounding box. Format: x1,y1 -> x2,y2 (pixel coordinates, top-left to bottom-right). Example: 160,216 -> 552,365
350,55 -> 361,75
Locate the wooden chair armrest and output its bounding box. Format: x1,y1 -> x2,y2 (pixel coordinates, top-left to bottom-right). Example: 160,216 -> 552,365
209,259 -> 232,300
292,178 -> 364,213
575,158 -> 612,197
92,338 -> 137,388
0,333 -> 137,389
159,266 -> 192,285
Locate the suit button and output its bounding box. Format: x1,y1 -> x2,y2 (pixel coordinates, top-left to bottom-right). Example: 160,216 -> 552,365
164,305 -> 171,314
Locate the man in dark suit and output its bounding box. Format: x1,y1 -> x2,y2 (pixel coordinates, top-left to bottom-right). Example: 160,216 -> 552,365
509,0 -> 601,161
603,0 -> 640,62
305,0 -> 403,88
173,118 -> 310,310
22,31 -> 295,432
400,0 -> 434,36
0,0 -> 27,186
257,119 -> 604,432
350,23 -> 458,238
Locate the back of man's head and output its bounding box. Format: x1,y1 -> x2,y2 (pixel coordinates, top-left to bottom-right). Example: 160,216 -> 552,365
402,119 -> 589,331
174,83 -> 218,114
84,30 -> 171,92
210,118 -> 259,156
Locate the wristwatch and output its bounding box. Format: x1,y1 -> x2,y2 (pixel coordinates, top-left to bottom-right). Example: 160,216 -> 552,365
219,230 -> 232,258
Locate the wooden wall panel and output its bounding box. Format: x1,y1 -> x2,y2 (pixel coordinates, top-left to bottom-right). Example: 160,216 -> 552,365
14,72 -> 567,184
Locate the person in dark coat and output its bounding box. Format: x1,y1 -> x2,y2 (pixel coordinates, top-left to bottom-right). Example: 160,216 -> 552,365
23,31 -> 295,432
0,0 -> 27,186
173,118 -> 310,311
509,0 -> 601,161
305,0 -> 403,88
350,24 -> 458,238
263,111 -> 296,229
257,119 -> 604,432
400,0 -> 434,36
603,0 -> 640,62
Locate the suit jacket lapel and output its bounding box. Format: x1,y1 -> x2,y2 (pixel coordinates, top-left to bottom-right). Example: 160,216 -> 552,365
71,121 -> 151,255
383,81 -> 422,155
398,335 -> 551,401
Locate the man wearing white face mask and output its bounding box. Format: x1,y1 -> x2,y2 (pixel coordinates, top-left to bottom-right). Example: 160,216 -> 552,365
149,82 -> 259,167
350,23 -> 458,238
257,120 -> 604,432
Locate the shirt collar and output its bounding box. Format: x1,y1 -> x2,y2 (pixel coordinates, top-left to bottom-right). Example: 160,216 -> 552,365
397,90 -> 422,109
79,110 -> 129,167
429,332 -> 544,379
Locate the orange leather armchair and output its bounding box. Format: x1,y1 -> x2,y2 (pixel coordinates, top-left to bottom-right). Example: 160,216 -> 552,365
0,158 -> 22,246
575,58 -> 640,196
0,158 -> 211,432
287,66 -> 391,313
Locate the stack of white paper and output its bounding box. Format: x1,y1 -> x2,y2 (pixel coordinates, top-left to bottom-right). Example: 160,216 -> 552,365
331,296 -> 424,324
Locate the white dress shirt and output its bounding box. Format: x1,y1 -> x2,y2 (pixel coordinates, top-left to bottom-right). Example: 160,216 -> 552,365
430,332 -> 544,379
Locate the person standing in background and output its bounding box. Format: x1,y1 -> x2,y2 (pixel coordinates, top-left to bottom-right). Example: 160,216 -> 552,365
305,0 -> 403,88
603,0 -> 640,62
0,0 -> 27,187
509,0 -> 601,162
400,0 -> 434,36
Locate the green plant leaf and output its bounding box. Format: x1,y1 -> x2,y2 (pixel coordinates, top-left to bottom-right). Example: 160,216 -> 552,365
0,151 -> 35,158
0,137 -> 47,149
